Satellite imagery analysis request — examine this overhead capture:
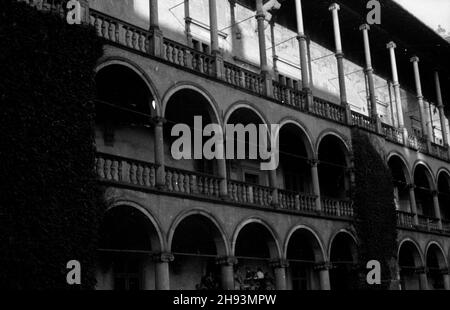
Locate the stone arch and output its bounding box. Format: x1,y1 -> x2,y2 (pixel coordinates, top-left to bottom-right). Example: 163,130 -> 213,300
413,161 -> 436,190
328,229 -> 358,262
387,152 -> 413,184
105,200 -> 165,252
224,101 -> 271,129
167,209 -> 230,257
162,82 -> 222,126
275,118 -> 316,159
398,238 -> 425,267
95,57 -> 162,117
425,241 -> 448,269
315,130 -> 352,164
284,225 -> 326,262
231,217 -> 282,259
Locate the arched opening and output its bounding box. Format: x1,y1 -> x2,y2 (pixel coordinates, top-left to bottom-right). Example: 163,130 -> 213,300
438,172 -> 450,223
95,64 -> 156,159
286,228 -> 324,290
234,222 -> 279,290
398,241 -> 422,290
165,89 -> 219,175
97,206 -> 162,290
170,214 -> 227,290
414,165 -> 435,219
426,244 -> 447,290
388,156 -> 411,213
329,232 -> 357,290
277,124 -> 314,209
318,135 -> 349,199
226,107 -> 272,205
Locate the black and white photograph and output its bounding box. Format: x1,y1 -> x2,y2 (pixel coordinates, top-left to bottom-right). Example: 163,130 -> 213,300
1,0 -> 450,300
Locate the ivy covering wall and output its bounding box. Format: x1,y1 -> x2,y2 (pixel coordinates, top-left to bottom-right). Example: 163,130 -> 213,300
0,0 -> 104,289
351,129 -> 398,290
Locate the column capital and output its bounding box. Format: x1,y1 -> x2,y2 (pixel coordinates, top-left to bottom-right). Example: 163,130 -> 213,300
308,158 -> 319,167
216,256 -> 238,266
410,56 -> 420,63
153,252 -> 175,263
386,41 -> 397,49
314,262 -> 333,271
329,3 -> 340,11
151,116 -> 166,125
359,24 -> 370,31
407,183 -> 417,190
269,259 -> 289,269
432,190 -> 439,196
415,266 -> 428,274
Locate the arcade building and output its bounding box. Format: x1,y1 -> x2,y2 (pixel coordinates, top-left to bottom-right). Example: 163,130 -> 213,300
23,0 -> 450,290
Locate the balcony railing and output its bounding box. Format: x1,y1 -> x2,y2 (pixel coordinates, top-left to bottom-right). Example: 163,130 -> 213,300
21,1 -> 450,164
95,153 -> 355,219
417,215 -> 441,232
382,124 -> 405,145
321,198 -> 354,217
396,210 -> 415,229
310,97 -> 346,124
408,134 -> 427,153
352,111 -> 377,132
272,81 -> 306,110
278,189 -> 316,213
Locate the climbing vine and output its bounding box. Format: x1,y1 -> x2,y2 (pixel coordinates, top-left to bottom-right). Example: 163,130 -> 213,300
351,129 -> 398,290
0,0 -> 104,289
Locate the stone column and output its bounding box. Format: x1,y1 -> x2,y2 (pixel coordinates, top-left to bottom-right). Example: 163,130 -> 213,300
270,260 -> 288,290
387,41 -> 408,141
149,0 -> 164,57
269,169 -> 279,207
309,158 -> 322,211
315,262 -> 332,290
329,3 -> 351,123
411,56 -> 431,150
217,256 -> 237,290
209,0 -> 224,79
432,190 -> 443,229
184,0 -> 193,47
153,117 -> 166,189
142,255 -> 154,290
408,184 -> 419,225
256,0 -> 273,97
295,0 -> 313,108
218,157 -> 228,199
78,0 -> 90,24
153,253 -> 174,290
435,71 -> 449,148
416,267 -> 429,290
360,24 -> 381,133
270,19 -> 279,76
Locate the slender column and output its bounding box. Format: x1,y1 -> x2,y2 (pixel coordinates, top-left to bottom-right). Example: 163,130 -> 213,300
416,267 -> 429,290
295,0 -> 312,108
410,56 -> 431,150
218,157 -> 228,199
209,0 -> 224,79
387,41 -> 408,141
184,0 -> 193,47
142,255 -> 154,290
435,71 -> 449,148
256,0 -> 273,97
269,169 -> 279,207
153,253 -> 174,290
408,184 -> 419,225
149,0 -> 164,57
329,3 -> 351,123
78,0 -> 90,24
270,19 -> 279,76
432,190 -> 443,229
153,117 -> 166,189
315,262 -> 332,290
217,257 -> 237,290
270,260 -> 288,290
309,159 -> 322,211
360,24 -> 381,133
